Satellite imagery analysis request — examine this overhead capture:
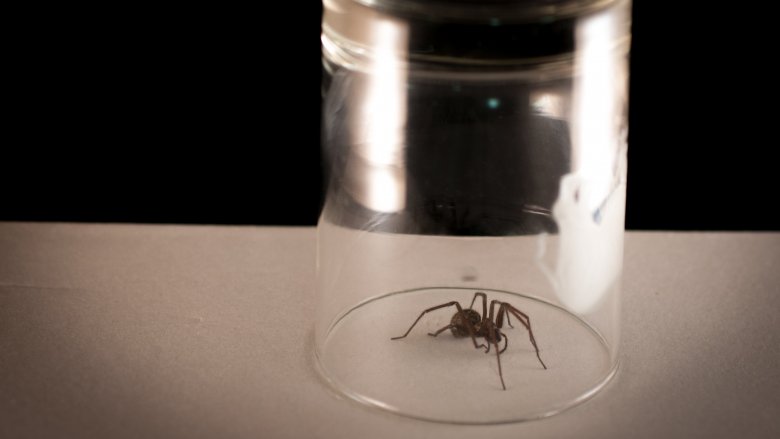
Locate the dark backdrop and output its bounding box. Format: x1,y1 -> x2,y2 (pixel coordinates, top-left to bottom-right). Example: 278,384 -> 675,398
3,3 -> 776,230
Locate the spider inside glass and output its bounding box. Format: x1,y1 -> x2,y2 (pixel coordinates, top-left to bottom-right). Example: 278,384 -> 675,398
391,291 -> 547,390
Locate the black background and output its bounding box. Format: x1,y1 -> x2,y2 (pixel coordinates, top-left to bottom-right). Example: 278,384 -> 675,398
3,3 -> 776,230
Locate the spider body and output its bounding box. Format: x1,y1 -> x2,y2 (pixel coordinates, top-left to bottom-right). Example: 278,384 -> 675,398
449,308 -> 482,338
391,292 -> 546,390
449,308 -> 505,343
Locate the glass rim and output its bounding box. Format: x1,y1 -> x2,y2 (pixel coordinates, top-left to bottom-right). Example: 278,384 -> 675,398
346,0 -> 621,22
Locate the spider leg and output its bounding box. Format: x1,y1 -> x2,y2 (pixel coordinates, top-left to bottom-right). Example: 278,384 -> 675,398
496,344 -> 506,390
428,324 -> 455,337
489,300 -> 501,322
484,301 -> 510,354
481,327 -> 508,354
468,292 -> 488,320
503,303 -> 547,370
392,301 -> 488,352
488,325 -> 506,390
498,329 -> 509,354
492,300 -> 516,333
391,302 -> 459,340
495,303 -> 514,328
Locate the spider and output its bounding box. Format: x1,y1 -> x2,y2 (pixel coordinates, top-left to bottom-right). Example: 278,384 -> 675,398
391,291 -> 547,390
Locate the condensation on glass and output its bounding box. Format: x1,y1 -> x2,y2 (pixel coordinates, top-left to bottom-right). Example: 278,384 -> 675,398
315,0 -> 631,423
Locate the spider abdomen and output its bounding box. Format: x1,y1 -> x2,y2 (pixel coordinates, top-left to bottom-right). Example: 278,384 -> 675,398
450,308 -> 481,338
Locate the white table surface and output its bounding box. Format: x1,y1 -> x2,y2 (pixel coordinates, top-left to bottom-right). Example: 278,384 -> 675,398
1,222 -> 778,438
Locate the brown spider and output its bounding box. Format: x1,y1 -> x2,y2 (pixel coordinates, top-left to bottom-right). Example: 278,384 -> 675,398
391,291 -> 547,390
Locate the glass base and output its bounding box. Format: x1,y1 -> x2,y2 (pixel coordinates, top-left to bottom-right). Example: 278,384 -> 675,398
314,287 -> 617,424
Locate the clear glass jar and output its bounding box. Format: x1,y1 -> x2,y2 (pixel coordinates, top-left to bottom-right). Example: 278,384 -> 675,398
315,0 -> 630,423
